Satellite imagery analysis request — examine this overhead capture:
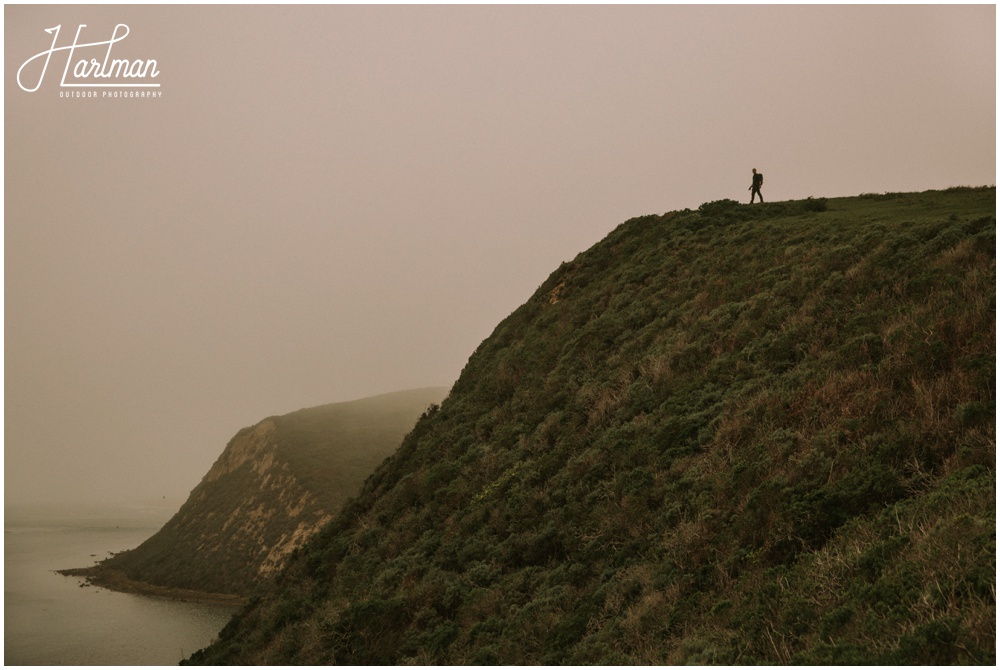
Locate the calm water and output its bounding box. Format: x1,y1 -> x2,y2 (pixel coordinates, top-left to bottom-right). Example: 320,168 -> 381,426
5,507 -> 238,665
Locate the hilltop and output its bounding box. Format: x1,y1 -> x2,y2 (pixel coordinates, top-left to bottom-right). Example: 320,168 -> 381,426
63,388 -> 447,600
189,188 -> 994,663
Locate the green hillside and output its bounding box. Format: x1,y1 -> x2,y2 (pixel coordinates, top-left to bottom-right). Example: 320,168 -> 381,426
188,188 -> 994,663
65,388 -> 446,598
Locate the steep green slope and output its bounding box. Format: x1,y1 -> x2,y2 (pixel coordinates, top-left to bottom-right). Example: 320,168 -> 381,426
66,388 -> 446,598
189,188 -> 994,663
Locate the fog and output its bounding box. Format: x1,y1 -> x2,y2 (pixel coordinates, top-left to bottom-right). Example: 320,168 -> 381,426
5,5 -> 995,509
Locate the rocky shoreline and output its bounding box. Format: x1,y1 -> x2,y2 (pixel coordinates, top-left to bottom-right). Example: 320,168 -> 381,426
57,566 -> 247,606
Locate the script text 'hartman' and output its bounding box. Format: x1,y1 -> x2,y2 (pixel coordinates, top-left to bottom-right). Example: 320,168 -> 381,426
17,24 -> 160,93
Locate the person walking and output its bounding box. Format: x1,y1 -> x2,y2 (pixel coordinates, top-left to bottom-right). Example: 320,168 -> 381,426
749,168 -> 764,203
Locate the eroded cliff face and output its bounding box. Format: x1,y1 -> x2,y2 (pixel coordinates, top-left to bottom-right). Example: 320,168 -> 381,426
178,419 -> 335,583
203,420 -> 276,483
79,388 -> 447,597
188,418 -> 333,580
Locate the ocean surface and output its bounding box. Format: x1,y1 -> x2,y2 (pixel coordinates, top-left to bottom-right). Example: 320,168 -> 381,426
5,506 -> 238,666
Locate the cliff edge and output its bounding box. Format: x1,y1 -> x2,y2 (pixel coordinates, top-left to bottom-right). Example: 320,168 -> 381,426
188,188 -> 994,664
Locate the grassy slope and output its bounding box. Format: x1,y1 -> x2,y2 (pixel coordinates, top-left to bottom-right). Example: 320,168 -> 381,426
84,388 -> 447,597
188,188 -> 994,664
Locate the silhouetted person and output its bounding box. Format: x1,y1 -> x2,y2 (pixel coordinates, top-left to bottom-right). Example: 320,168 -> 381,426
749,168 -> 764,203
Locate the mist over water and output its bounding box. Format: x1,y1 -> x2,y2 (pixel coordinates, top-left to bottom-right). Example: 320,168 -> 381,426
4,5 -> 994,663
5,506 -> 237,665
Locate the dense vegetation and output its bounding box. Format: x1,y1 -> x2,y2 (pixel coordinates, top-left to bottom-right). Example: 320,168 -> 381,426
189,188 -> 994,663
67,388 -> 445,597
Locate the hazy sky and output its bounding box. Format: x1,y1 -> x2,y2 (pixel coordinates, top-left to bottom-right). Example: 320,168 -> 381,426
5,5 -> 995,509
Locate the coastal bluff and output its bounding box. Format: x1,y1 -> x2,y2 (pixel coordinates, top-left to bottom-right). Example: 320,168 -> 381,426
190,188 -> 994,664
62,387 -> 447,600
